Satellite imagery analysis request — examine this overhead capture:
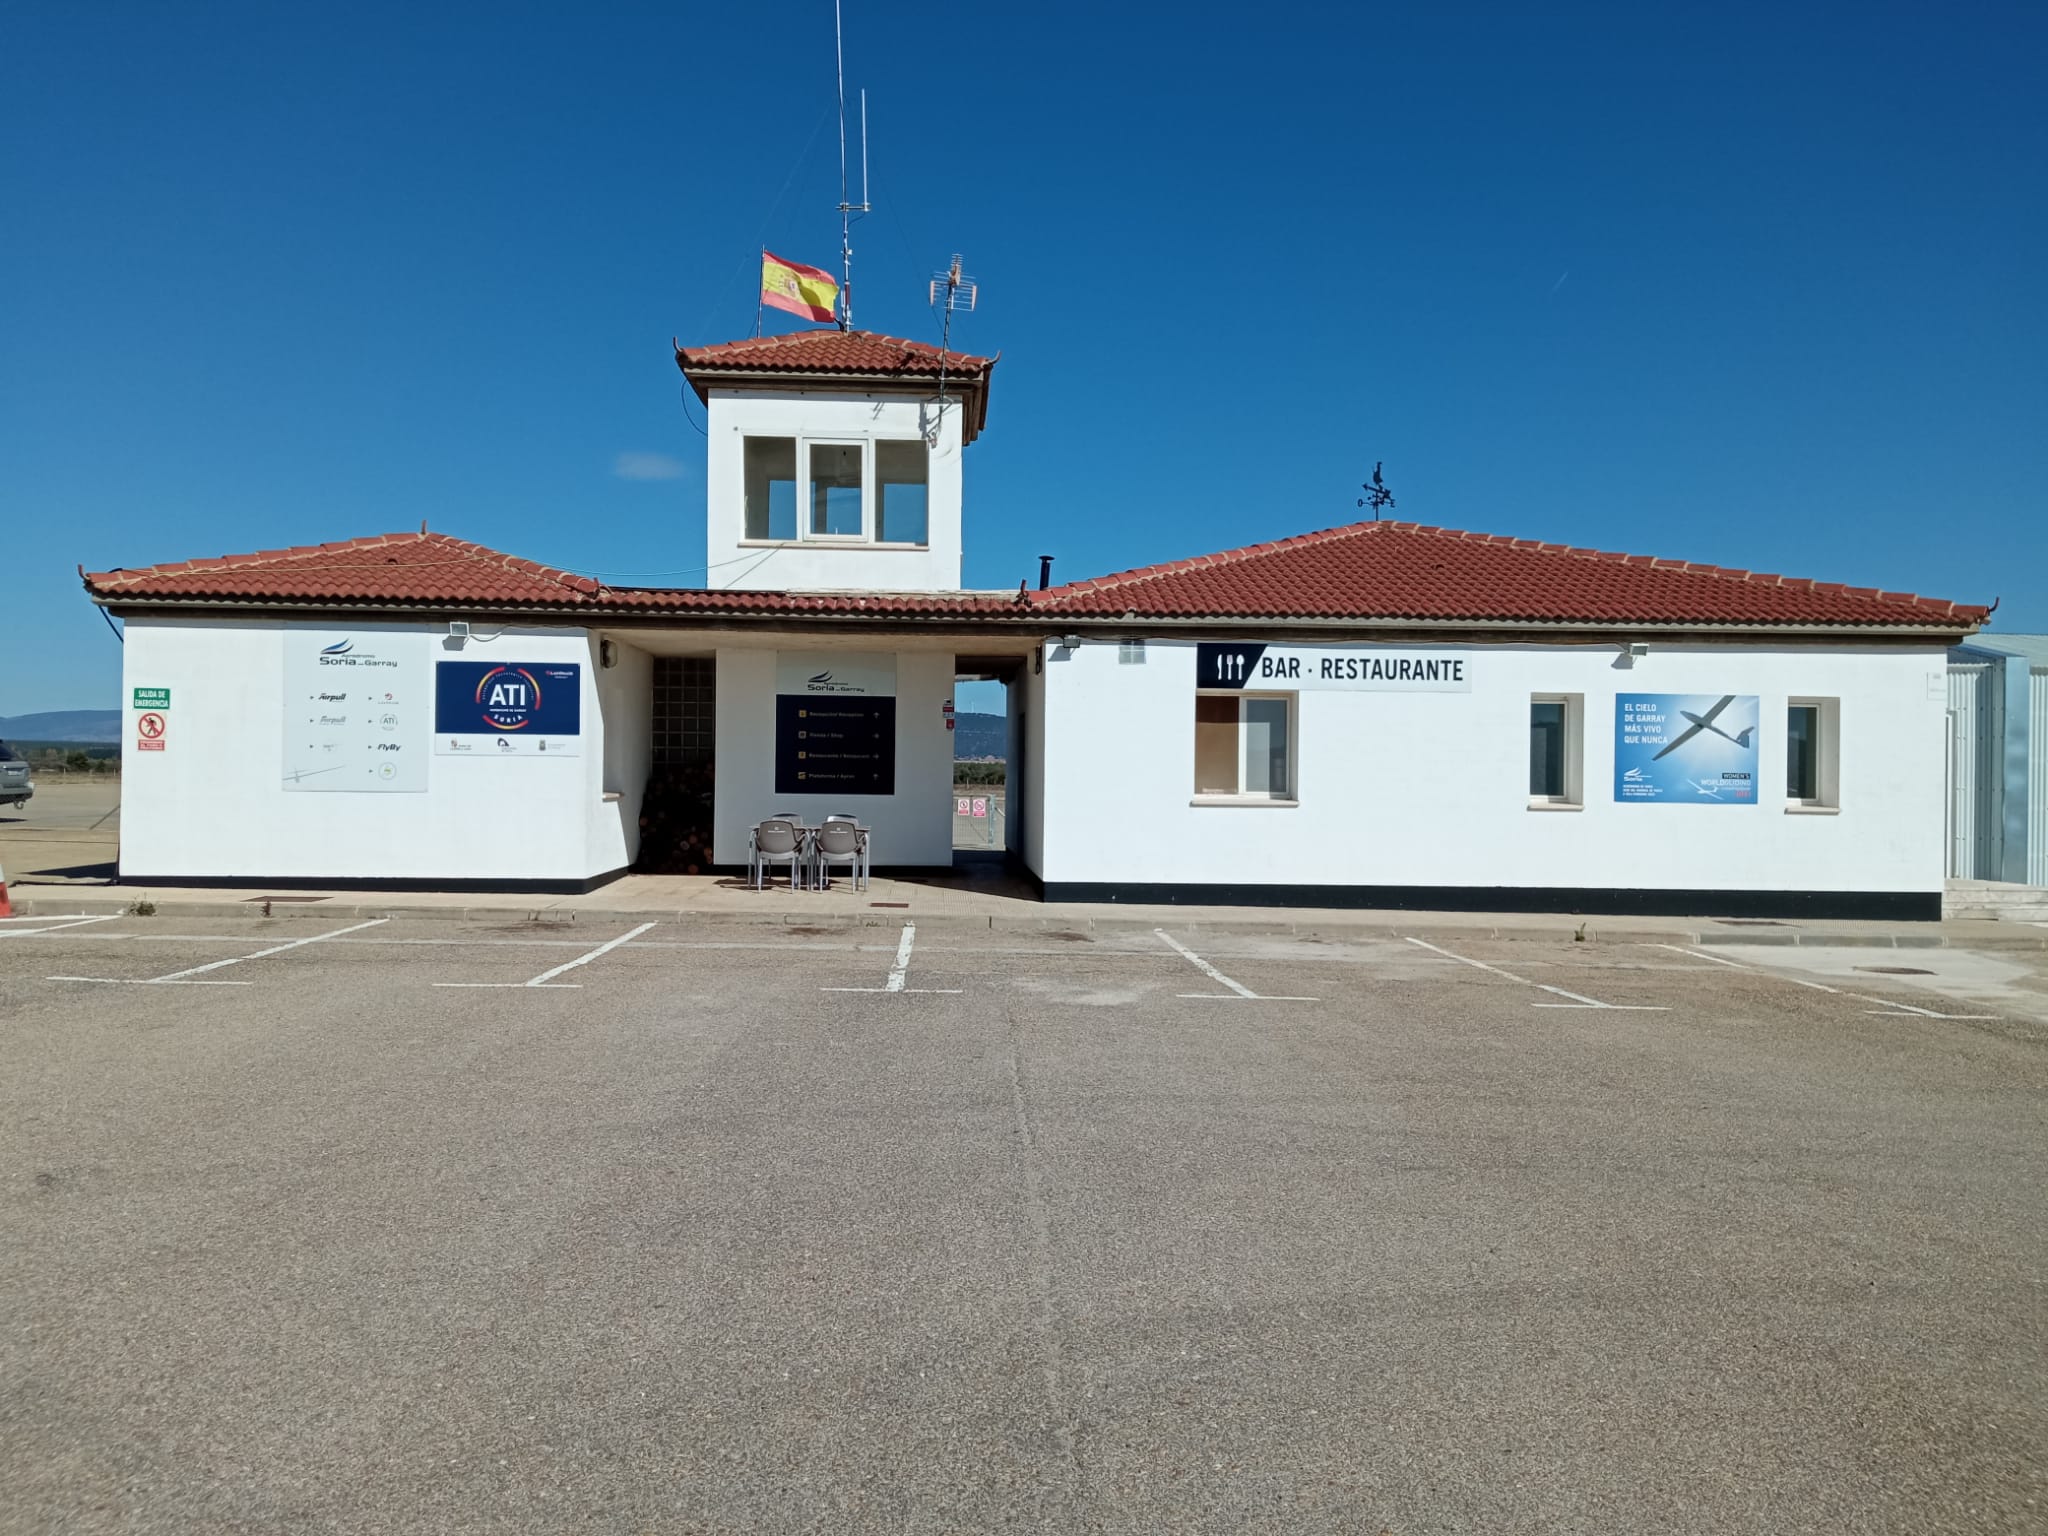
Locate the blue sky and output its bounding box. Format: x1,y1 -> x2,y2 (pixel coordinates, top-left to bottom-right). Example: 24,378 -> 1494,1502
5,1 -> 2044,715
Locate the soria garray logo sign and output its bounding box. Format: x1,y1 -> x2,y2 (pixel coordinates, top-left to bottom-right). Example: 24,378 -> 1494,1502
472,666 -> 545,729
803,669 -> 863,694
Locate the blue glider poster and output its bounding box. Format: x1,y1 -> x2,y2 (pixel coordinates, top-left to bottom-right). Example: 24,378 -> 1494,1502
1614,694 -> 1758,804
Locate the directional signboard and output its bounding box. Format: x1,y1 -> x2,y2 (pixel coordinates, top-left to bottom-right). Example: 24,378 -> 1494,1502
774,651 -> 897,796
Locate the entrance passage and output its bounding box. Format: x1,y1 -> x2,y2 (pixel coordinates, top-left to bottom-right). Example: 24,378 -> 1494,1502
952,657 -> 1022,866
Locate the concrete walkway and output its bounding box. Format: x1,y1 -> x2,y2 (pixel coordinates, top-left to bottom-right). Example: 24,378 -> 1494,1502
9,867 -> 2048,948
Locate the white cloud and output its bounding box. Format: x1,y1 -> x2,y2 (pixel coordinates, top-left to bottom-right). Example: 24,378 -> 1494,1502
613,451 -> 688,482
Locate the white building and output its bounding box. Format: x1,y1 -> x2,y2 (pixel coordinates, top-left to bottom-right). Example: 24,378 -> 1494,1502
85,328 -> 1988,919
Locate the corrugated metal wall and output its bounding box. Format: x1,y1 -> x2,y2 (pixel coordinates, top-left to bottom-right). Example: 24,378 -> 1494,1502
1947,664 -> 2000,878
2031,668 -> 2047,885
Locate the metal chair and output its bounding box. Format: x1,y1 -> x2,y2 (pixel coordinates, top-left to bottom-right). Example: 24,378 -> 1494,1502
812,819 -> 865,891
749,818 -> 806,891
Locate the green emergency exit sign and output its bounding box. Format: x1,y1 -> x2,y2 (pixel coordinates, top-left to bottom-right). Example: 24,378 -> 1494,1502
132,687 -> 171,709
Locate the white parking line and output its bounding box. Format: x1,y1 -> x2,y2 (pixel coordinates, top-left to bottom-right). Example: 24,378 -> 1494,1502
1645,943 -> 1842,992
1156,929 -> 1317,1002
1404,937 -> 1665,1011
822,923 -> 964,994
0,915 -> 122,938
48,918 -> 390,985
1643,943 -> 1997,1020
435,921 -> 659,989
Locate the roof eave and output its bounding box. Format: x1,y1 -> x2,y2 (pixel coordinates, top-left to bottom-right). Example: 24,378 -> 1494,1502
85,589 -> 1982,641
677,362 -> 993,442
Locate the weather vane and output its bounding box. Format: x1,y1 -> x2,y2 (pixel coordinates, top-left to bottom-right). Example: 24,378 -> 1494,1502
1358,462 -> 1396,520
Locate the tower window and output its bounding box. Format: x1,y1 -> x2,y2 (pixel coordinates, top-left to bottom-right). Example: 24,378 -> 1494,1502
743,437 -> 796,541
738,435 -> 932,547
876,439 -> 929,545
808,442 -> 864,537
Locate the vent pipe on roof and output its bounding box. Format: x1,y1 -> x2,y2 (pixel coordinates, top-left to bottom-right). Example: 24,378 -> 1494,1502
1038,555 -> 1055,591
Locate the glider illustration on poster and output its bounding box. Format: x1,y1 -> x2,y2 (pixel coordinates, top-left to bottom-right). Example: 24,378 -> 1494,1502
1614,694 -> 1759,804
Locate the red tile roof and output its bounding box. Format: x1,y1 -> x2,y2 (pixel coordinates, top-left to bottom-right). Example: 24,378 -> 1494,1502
676,329 -> 993,379
83,533 -> 605,607
676,329 -> 997,440
1029,520 -> 1988,629
79,531 -> 1016,616
83,522 -> 1986,632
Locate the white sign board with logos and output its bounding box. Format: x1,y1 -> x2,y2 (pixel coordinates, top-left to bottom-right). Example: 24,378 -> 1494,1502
774,652 -> 898,698
282,628 -> 429,792
1196,642 -> 1472,692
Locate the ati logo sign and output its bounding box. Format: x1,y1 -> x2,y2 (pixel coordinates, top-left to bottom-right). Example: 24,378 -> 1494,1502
472,666 -> 545,730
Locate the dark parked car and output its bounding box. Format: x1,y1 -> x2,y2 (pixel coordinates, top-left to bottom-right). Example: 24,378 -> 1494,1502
0,740 -> 33,809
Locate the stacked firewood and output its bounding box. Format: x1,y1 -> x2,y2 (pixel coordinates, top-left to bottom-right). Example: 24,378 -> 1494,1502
635,757 -> 716,874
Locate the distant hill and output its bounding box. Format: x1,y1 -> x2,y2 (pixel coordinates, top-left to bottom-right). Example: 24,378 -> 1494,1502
952,710 -> 1006,759
0,710 -> 122,744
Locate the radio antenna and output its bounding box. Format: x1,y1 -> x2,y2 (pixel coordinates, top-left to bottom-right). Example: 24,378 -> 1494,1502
834,1 -> 870,331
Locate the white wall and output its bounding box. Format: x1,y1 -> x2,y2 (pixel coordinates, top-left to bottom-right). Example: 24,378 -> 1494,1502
121,617 -> 631,885
1020,654 -> 1047,877
713,646 -> 956,867
1038,639 -> 1950,896
705,389 -> 965,592
590,633 -> 653,875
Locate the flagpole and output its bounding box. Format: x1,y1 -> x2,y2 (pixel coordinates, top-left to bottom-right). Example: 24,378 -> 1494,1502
835,0 -> 852,330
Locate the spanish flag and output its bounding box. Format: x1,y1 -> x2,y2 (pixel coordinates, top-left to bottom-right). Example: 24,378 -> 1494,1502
761,250 -> 838,324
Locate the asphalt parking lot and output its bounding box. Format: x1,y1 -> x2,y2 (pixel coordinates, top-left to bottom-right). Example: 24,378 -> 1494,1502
3,914 -> 2045,1533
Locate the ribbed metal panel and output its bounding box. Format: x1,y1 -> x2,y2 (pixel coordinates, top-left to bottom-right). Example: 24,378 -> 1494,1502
1947,665 -> 1998,878
2031,668 -> 2047,885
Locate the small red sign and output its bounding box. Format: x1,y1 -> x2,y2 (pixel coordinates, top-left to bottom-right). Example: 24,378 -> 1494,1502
136,740 -> 165,752
136,712 -> 167,740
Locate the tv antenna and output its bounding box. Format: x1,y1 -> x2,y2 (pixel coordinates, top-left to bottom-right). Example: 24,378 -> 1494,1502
926,253 -> 978,441
835,0 -> 869,331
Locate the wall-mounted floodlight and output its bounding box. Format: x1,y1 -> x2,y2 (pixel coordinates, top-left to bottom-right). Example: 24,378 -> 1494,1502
448,621 -> 471,639
1060,634 -> 1083,650
1614,641 -> 1648,669
600,639 -> 619,669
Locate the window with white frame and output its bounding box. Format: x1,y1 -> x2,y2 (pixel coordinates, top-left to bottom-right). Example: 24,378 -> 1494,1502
1194,692 -> 1294,802
807,441 -> 863,537
1786,697 -> 1839,808
1528,693 -> 1583,806
876,439 -> 929,544
743,437 -> 797,541
741,435 -> 931,547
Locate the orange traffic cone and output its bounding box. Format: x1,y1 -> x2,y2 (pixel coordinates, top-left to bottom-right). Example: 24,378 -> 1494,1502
0,857 -> 11,919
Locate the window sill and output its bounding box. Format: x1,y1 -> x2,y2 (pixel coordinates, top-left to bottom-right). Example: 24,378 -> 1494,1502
1190,795 -> 1299,808
1526,799 -> 1584,812
736,539 -> 931,551
1784,802 -> 1841,815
